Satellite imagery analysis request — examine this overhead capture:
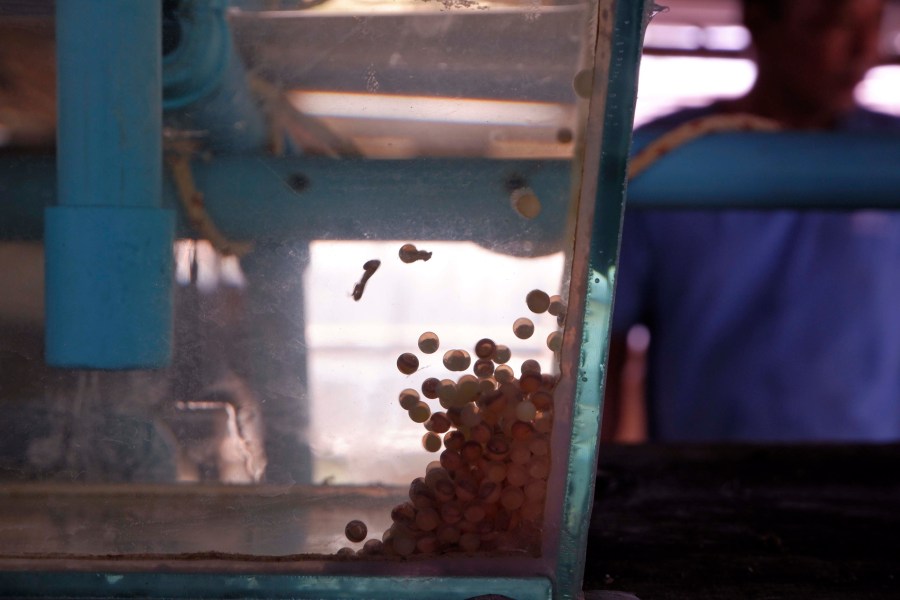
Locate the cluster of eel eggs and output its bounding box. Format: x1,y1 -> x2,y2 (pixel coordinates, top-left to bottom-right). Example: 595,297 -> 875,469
346,289 -> 565,558
381,337 -> 556,556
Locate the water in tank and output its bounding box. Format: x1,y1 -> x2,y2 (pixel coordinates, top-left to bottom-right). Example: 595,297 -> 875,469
0,0 -> 643,596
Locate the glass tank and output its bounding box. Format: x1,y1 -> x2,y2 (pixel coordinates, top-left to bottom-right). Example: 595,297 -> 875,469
0,0 -> 646,598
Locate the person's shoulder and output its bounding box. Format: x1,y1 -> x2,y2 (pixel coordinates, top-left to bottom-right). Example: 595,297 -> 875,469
635,103 -> 725,134
839,107 -> 900,134
631,102 -> 728,151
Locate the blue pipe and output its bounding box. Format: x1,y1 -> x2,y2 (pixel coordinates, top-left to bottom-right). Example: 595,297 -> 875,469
162,0 -> 267,153
2,156 -> 574,250
626,130 -> 900,209
181,157 -> 571,254
46,0 -> 174,369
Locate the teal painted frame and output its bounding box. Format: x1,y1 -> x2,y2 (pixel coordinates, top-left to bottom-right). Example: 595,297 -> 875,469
552,0 -> 651,597
0,573 -> 551,599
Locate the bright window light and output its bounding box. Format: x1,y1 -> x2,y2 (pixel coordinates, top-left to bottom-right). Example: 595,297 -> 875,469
703,25 -> 751,51
633,56 -> 756,126
856,65 -> 900,117
634,56 -> 900,127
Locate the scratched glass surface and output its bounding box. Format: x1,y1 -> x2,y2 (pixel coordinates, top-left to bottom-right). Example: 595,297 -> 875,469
0,0 -> 610,561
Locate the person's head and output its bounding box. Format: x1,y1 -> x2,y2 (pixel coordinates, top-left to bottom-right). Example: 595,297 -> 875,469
741,0 -> 883,122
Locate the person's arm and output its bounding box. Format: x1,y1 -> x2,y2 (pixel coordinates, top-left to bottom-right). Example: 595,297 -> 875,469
601,204 -> 654,443
601,333 -> 627,443
602,326 -> 649,443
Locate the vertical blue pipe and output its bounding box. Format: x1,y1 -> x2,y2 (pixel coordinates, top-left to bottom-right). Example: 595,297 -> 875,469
46,0 -> 174,369
56,0 -> 162,208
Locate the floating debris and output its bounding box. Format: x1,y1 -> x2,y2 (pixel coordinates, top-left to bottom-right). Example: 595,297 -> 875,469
510,188 -> 541,219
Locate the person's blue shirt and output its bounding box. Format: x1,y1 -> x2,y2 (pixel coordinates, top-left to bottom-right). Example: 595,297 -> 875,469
613,104 -> 900,442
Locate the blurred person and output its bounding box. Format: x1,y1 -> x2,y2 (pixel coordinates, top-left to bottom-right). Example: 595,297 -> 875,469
0,12 -> 55,150
603,0 -> 900,442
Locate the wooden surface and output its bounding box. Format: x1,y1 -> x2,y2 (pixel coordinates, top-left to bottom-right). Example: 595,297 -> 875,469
584,444 -> 900,599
